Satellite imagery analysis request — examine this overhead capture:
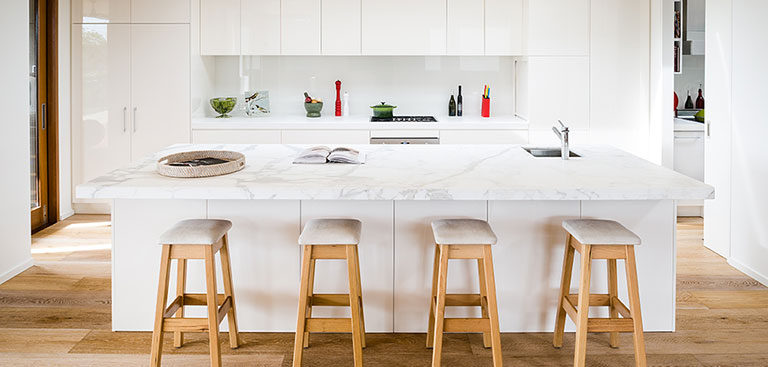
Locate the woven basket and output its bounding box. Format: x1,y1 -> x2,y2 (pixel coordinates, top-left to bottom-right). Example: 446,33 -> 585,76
156,150 -> 246,178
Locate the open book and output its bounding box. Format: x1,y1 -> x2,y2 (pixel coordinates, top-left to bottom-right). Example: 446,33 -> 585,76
293,146 -> 366,164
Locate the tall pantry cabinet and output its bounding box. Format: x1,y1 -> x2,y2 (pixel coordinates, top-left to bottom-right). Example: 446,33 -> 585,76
71,1 -> 190,205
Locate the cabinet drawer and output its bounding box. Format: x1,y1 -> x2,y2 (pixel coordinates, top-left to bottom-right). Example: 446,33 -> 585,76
440,130 -> 528,144
281,130 -> 370,144
192,130 -> 281,144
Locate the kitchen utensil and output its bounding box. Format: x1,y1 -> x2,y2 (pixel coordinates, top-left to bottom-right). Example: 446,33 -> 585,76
210,97 -> 237,118
482,97 -> 491,118
335,80 -> 342,117
370,102 -> 397,118
305,102 -> 323,118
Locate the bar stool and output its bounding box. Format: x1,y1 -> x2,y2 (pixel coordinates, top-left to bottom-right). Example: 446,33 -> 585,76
150,219 -> 241,367
553,219 -> 646,367
427,219 -> 502,367
293,218 -> 365,367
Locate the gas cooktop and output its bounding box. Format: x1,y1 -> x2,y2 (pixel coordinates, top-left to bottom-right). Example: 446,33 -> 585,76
370,116 -> 438,122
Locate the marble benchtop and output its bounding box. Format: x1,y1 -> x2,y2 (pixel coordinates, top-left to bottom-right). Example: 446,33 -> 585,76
76,144 -> 714,201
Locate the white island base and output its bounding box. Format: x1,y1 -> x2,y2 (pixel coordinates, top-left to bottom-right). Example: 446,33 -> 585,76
112,198 -> 676,333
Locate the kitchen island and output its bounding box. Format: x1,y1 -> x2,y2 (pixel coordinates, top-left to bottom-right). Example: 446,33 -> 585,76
77,144 -> 713,333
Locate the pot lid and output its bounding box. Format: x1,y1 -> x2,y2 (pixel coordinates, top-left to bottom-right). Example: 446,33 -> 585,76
370,102 -> 397,109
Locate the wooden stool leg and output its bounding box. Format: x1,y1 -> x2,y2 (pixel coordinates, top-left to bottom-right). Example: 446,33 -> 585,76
477,257 -> 491,348
625,246 -> 647,367
607,258 -> 620,348
482,245 -> 503,367
173,258 -> 187,348
353,245 -> 367,348
553,235 -> 576,348
293,245 -> 313,367
431,245 -> 449,367
150,244 -> 172,367
426,243 -> 441,348
302,257 -> 316,349
346,245 -> 364,367
574,245 -> 593,367
204,246 -> 222,367
219,235 -> 241,349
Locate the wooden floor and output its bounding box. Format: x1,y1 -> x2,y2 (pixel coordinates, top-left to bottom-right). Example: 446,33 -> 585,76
1,216 -> 767,366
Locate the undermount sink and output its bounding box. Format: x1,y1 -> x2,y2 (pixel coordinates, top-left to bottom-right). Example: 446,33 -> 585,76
523,147 -> 581,158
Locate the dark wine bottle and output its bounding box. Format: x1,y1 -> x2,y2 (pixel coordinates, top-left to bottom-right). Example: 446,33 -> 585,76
685,90 -> 694,109
695,85 -> 705,109
449,95 -> 456,116
457,85 -> 463,117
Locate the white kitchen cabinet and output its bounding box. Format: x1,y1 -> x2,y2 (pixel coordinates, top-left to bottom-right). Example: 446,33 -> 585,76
485,0 -> 523,55
673,131 -> 705,182
200,0 -> 241,55
440,130 -> 528,144
281,130 -> 369,144
131,0 -> 190,23
130,24 -> 191,161
192,130 -> 282,144
71,0 -> 131,23
362,0 -> 446,55
447,0 -> 484,55
242,0 -> 281,55
72,24 -> 132,187
526,57 -> 590,130
281,0 -> 321,55
526,0 -> 589,56
321,0 -> 362,55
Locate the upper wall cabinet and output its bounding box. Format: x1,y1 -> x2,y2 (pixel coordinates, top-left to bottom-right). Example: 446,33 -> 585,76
242,0 -> 281,55
72,0 -> 190,24
72,0 -> 131,23
447,0 -> 484,55
322,0 -> 362,55
485,0 -> 523,55
362,0 -> 446,55
201,0 -> 241,55
526,0 -> 589,56
131,0 -> 190,23
282,0 -> 321,55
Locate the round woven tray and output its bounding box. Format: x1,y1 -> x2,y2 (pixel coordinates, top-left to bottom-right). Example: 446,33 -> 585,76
156,150 -> 246,178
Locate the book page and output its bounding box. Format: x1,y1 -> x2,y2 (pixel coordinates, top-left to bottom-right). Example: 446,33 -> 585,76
292,146 -> 331,164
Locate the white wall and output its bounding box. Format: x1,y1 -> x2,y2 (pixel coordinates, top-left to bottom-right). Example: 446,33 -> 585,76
0,0 -> 34,284
727,0 -> 768,285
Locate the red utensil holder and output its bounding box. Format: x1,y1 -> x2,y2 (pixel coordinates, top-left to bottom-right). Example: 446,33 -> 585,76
481,98 -> 491,118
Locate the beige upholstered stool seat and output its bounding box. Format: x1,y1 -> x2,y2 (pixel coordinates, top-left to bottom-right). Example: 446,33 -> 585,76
298,218 -> 362,245
431,219 -> 498,245
562,219 -> 641,246
158,219 -> 232,245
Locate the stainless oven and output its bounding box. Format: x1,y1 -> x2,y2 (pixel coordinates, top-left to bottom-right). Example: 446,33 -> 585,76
370,137 -> 439,144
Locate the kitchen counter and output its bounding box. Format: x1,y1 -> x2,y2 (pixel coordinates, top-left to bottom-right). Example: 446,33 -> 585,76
79,144 -> 711,335
674,118 -> 705,132
192,114 -> 529,130
77,144 -> 712,201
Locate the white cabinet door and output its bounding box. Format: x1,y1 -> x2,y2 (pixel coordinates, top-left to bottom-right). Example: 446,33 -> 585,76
322,0 -> 362,55
447,0 -> 484,55
673,131 -> 705,181
281,130 -> 369,144
362,0 -> 446,55
281,0 -> 321,55
71,24 -> 132,187
526,0 -> 589,56
440,130 -> 528,144
485,0 -> 523,55
130,24 -> 191,162
200,0 -> 241,55
242,0 -> 281,55
131,0 -> 191,23
526,57 -> 589,131
71,0 -> 131,23
192,130 -> 282,144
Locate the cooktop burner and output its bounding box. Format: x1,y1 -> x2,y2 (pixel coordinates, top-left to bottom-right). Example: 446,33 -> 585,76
371,116 -> 438,122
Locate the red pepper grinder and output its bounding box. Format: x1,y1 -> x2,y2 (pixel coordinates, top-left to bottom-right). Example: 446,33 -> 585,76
335,80 -> 342,117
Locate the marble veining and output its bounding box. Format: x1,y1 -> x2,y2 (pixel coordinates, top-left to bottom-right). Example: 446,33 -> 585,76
76,144 -> 715,201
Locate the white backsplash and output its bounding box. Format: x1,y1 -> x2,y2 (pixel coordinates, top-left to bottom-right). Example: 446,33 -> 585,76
199,56 -> 518,118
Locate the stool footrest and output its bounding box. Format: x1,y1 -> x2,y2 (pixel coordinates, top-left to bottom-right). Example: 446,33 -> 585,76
431,294 -> 484,309
444,317 -> 491,333
564,294 -> 632,319
562,294 -> 635,332
588,318 -> 635,333
163,318 -> 210,333
182,293 -> 227,306
305,318 -> 353,332
311,294 -> 351,307
217,296 -> 232,325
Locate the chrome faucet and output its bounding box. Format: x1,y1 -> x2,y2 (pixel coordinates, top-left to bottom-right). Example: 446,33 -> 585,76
552,120 -> 570,160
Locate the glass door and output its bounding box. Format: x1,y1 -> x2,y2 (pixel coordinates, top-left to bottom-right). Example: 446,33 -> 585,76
30,0 -> 50,231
